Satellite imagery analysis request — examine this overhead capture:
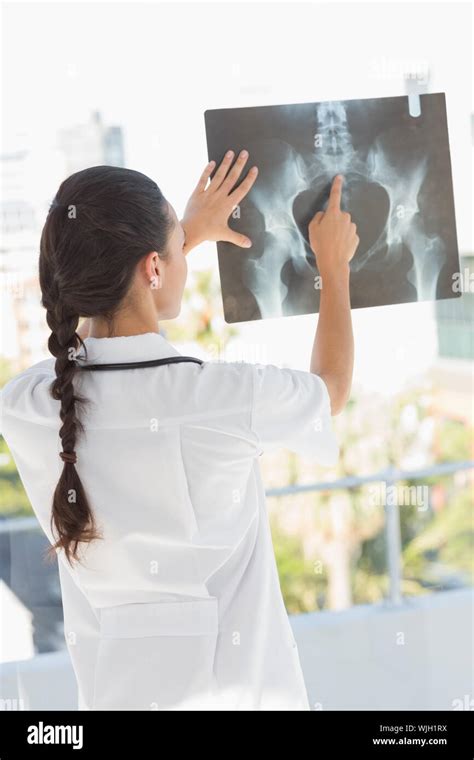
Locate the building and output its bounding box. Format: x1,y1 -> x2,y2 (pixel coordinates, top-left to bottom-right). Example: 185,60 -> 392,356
0,113 -> 125,371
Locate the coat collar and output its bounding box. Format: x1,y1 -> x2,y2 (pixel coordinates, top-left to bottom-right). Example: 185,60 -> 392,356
77,331 -> 182,365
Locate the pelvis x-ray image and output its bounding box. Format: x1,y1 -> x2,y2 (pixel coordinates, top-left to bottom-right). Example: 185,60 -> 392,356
204,93 -> 460,323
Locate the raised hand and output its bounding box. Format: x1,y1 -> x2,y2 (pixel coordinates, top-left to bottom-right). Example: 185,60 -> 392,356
308,175 -> 359,277
181,150 -> 258,254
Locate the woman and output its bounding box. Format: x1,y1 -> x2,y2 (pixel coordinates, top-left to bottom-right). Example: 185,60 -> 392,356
1,152 -> 358,710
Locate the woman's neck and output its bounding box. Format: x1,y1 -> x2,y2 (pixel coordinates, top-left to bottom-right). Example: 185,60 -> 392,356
78,315 -> 160,340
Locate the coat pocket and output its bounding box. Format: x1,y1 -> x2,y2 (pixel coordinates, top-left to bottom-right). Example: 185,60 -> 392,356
99,597 -> 218,639
91,598 -> 219,710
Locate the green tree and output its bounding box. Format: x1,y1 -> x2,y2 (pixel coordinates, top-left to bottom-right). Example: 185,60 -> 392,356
0,436 -> 32,517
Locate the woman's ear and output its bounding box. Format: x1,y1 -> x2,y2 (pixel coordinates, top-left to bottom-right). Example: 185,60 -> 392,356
145,251 -> 163,289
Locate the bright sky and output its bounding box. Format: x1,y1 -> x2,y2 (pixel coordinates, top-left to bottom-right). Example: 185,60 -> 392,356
2,1 -> 473,394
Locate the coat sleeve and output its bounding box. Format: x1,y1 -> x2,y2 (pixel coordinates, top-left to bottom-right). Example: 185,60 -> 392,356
250,363 -> 340,465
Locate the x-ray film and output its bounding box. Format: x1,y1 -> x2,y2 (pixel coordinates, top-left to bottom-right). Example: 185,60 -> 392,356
204,93 -> 460,323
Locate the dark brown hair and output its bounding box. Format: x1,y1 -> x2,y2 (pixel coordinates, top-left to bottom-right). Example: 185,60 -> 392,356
39,165 -> 173,565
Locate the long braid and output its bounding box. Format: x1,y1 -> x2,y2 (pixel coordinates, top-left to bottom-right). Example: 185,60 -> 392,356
44,301 -> 101,565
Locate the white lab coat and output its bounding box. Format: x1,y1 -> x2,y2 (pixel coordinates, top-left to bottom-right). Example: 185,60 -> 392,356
1,331 -> 339,710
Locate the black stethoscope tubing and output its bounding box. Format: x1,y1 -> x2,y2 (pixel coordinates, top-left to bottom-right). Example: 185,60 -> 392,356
76,356 -> 204,372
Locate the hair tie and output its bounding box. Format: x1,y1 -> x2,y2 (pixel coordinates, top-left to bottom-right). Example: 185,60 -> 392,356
60,451 -> 77,465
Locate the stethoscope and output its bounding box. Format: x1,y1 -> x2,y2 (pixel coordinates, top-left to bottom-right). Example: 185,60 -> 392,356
77,356 -> 204,372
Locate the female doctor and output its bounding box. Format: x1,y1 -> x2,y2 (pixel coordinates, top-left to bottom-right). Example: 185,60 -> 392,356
1,153 -> 358,711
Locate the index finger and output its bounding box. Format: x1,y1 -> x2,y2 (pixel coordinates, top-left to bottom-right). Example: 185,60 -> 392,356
327,174 -> 343,212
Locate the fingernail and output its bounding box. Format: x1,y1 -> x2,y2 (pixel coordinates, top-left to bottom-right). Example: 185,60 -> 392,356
244,239 -> 252,248
226,150 -> 233,158
250,166 -> 258,174
240,150 -> 248,158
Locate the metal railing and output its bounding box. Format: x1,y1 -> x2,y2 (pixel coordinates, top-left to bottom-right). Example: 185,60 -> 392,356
266,460 -> 474,605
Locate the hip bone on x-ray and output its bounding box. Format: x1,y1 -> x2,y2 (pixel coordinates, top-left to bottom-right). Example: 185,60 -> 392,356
204,93 -> 460,324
